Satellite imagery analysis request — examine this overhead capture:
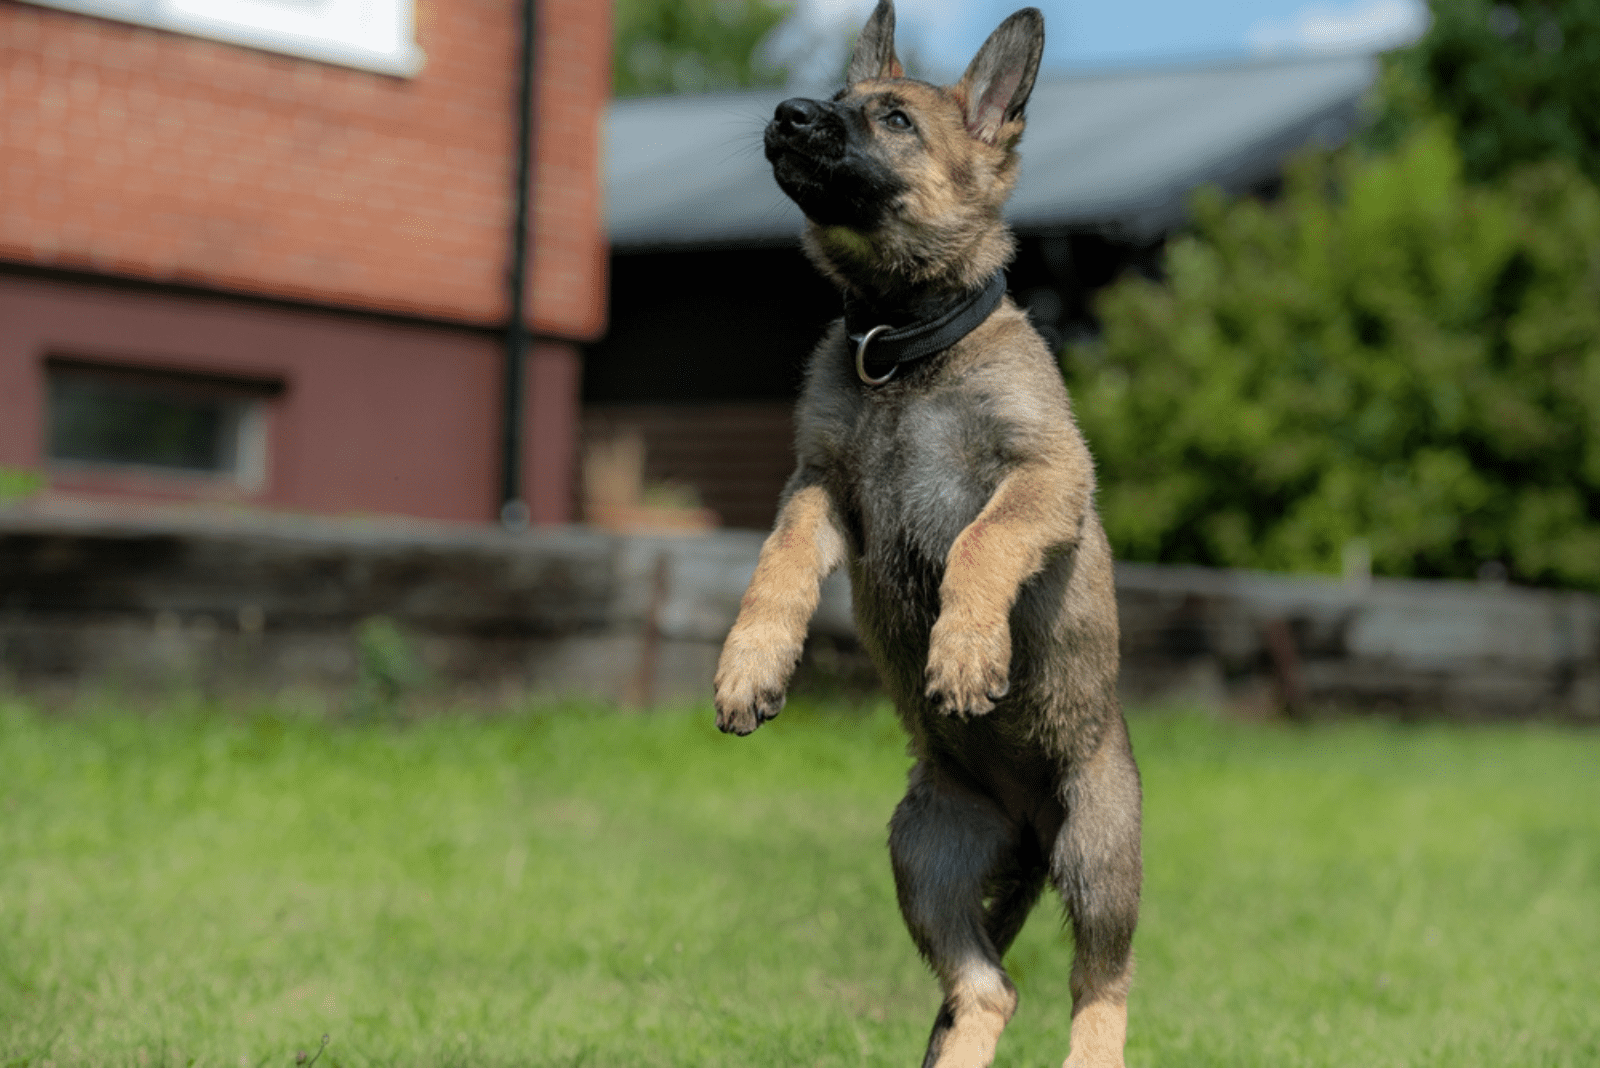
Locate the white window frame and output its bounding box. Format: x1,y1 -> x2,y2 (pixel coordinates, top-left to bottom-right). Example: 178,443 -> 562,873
20,0 -> 424,77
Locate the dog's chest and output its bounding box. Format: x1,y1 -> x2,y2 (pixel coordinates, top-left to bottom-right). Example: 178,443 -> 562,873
813,375 -> 1011,575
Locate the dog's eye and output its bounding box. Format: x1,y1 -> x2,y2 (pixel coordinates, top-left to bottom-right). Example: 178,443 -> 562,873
882,110 -> 913,132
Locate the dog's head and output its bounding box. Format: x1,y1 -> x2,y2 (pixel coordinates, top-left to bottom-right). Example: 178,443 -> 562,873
764,1 -> 1043,296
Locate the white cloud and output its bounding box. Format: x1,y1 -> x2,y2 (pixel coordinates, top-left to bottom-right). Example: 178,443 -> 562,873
761,0 -> 870,88
1249,0 -> 1431,56
762,0 -> 975,88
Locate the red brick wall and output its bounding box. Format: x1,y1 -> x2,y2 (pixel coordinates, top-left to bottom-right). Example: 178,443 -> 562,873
0,0 -> 609,340
528,0 -> 611,340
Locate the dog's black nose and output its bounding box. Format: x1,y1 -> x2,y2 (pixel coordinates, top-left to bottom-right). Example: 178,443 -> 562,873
774,97 -> 824,133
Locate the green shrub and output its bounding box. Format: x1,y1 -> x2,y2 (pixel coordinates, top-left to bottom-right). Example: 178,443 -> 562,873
1065,127 -> 1600,589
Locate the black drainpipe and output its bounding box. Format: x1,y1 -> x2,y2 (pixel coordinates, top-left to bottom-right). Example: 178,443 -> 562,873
500,0 -> 539,528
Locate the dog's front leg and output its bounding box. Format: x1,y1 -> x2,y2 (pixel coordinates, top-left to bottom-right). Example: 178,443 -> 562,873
926,462 -> 1086,716
714,482 -> 846,735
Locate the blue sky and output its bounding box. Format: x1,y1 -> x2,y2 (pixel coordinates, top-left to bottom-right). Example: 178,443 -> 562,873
768,0 -> 1430,84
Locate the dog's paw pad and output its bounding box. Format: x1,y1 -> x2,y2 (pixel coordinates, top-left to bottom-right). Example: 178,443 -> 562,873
926,685 -> 997,718
924,657 -> 1007,718
924,619 -> 1010,717
713,681 -> 786,736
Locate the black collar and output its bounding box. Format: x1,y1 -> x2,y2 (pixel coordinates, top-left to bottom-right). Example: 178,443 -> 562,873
843,272 -> 1008,385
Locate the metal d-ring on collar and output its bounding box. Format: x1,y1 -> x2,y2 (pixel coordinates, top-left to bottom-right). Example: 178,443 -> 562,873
843,270 -> 1009,388
855,325 -> 896,385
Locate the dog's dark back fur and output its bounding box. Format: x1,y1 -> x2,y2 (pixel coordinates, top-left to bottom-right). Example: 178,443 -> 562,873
715,5 -> 1141,1065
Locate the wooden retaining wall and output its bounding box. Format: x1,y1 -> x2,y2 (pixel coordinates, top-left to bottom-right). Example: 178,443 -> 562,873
2,508 -> 1596,719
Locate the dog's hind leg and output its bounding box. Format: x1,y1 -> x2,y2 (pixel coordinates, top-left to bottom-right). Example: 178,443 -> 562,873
890,763 -> 1029,1068
914,859 -> 1046,1068
985,847 -> 1048,960
1050,715 -> 1142,1068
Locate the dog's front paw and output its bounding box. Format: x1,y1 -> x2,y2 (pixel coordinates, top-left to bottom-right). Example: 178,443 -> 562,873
925,615 -> 1011,717
713,631 -> 793,736
713,676 -> 785,736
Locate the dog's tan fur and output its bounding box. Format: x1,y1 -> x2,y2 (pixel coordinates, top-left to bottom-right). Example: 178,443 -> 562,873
714,5 -> 1141,1065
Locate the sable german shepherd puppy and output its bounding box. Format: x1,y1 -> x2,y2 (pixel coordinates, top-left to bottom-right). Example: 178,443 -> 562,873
712,3 -> 1141,1066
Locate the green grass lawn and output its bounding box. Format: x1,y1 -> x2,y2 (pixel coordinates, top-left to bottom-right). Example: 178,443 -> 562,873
2,694 -> 1597,1067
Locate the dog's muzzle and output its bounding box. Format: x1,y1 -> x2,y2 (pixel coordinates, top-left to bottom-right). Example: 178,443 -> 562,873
772,98 -> 826,139
765,97 -> 845,163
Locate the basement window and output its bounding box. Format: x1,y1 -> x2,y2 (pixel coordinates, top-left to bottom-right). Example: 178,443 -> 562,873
18,0 -> 424,77
45,359 -> 282,488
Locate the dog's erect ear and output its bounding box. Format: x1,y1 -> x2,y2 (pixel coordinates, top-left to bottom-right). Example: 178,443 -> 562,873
847,0 -> 904,84
957,7 -> 1044,144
